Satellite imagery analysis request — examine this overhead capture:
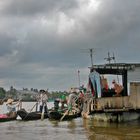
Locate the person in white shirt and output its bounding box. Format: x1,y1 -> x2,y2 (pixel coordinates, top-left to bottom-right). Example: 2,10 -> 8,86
37,90 -> 48,113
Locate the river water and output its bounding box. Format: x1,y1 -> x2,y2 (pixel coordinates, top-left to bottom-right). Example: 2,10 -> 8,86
0,102 -> 140,140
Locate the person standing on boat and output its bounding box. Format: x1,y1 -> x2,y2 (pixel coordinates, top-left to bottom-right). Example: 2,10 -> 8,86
37,89 -> 48,113
67,88 -> 79,111
6,98 -> 21,117
78,90 -> 85,109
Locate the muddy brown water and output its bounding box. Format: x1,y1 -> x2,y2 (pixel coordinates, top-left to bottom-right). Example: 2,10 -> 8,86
0,102 -> 140,140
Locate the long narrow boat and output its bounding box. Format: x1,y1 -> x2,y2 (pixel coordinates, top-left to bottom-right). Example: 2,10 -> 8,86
17,108 -> 48,121
0,113 -> 17,122
48,108 -> 81,121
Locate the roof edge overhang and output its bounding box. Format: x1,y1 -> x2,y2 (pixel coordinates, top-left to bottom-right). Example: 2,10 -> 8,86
89,63 -> 137,75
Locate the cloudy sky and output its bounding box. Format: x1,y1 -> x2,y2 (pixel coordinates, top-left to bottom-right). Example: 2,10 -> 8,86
0,0 -> 140,91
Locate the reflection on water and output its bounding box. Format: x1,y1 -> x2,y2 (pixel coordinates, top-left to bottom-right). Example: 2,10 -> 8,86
82,118 -> 140,140
0,102 -> 140,140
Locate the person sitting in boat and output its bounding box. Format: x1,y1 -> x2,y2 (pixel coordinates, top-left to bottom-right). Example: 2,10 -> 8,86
6,98 -> 21,117
37,89 -> 48,113
112,79 -> 124,96
54,98 -> 60,111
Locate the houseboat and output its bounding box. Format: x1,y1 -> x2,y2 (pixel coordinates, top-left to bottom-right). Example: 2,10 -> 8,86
85,63 -> 140,122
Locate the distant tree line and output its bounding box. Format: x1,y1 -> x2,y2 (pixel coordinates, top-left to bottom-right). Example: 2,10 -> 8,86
0,86 -> 70,102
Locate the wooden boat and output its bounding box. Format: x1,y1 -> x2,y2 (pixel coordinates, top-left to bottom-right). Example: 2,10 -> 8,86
17,108 -> 48,121
48,97 -> 82,121
0,113 -> 17,122
83,62 -> 140,122
48,108 -> 81,121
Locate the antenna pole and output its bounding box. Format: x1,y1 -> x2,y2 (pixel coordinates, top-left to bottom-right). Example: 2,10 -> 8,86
78,70 -> 80,88
108,52 -> 111,64
90,49 -> 94,66
104,51 -> 114,64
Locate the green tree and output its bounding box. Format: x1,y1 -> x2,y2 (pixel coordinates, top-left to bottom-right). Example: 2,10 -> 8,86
0,87 -> 6,99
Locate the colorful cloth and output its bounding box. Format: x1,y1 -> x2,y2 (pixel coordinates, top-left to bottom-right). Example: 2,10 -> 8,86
60,95 -> 66,101
0,114 -> 8,118
89,70 -> 102,98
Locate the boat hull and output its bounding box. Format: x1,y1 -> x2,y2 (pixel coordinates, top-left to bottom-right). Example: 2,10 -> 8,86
90,110 -> 140,122
0,114 -> 17,122
17,108 -> 48,121
48,110 -> 81,121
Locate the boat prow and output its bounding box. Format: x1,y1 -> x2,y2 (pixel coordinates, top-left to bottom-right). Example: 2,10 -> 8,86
0,113 -> 17,122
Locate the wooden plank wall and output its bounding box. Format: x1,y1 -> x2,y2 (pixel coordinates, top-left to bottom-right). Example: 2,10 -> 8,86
129,82 -> 140,108
96,96 -> 129,110
96,82 -> 140,110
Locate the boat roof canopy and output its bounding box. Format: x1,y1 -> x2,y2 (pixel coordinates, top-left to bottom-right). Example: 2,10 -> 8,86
90,63 -> 136,75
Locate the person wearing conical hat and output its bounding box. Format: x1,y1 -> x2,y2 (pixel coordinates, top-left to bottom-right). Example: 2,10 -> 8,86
6,98 -> 21,117
6,98 -> 14,105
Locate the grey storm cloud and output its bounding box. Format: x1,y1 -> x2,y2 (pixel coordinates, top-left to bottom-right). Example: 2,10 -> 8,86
0,0 -> 140,90
0,33 -> 16,56
1,0 -> 78,17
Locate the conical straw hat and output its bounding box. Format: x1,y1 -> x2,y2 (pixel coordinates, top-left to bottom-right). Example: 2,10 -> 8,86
6,98 -> 14,105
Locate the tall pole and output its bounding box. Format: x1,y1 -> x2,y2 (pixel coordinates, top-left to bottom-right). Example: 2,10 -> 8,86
90,49 -> 93,67
78,70 -> 80,88
81,48 -> 95,67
